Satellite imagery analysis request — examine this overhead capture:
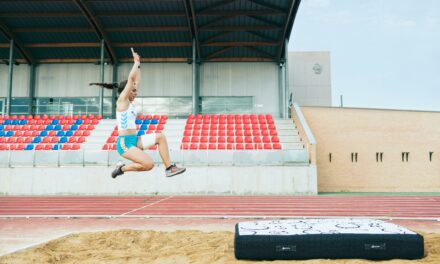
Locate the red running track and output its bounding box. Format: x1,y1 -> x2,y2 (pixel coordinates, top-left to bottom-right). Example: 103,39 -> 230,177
0,196 -> 439,219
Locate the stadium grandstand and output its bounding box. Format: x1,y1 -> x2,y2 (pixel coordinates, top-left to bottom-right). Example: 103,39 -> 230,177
0,0 -> 316,195
0,0 -> 439,262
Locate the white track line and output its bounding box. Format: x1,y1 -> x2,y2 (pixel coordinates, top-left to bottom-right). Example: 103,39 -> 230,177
0,215 -> 438,221
119,196 -> 173,216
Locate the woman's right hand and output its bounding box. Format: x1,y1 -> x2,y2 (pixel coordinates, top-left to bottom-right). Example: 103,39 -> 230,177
131,48 -> 140,63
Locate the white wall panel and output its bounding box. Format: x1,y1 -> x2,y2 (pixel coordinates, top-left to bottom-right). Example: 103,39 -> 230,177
35,64 -> 113,97
117,63 -> 192,97
0,64 -> 30,97
200,62 -> 279,114
289,52 -> 332,107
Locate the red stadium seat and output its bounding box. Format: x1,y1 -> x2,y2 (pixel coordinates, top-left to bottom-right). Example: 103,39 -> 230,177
273,143 -> 282,149
264,143 -> 272,150
72,144 -> 80,150
245,143 -> 254,150
236,143 -> 244,150
82,131 -> 90,136
180,143 -> 189,150
199,143 -> 207,150
208,143 -> 216,150
217,143 -> 225,150
271,136 -> 280,143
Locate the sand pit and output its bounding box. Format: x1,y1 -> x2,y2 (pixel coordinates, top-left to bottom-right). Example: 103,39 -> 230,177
0,230 -> 439,264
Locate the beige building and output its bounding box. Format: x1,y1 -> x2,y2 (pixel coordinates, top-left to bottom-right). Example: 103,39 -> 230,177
300,106 -> 440,192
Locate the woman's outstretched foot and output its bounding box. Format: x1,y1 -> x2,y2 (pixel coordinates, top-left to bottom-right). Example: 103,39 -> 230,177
111,162 -> 125,178
165,164 -> 186,177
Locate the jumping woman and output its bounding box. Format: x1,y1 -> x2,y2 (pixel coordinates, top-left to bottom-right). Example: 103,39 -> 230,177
91,48 -> 186,178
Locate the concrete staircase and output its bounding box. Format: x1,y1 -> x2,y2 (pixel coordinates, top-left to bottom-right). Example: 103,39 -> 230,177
274,118 -> 304,150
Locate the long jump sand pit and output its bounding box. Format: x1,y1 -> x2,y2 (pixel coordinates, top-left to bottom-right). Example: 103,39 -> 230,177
0,230 -> 439,264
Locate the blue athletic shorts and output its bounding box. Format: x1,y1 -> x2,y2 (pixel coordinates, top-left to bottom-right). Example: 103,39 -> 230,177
116,135 -> 138,156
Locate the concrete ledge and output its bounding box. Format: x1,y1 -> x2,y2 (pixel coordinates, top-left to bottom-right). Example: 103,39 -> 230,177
0,165 -> 317,195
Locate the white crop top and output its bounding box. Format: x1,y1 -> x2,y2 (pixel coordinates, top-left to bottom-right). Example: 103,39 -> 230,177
116,103 -> 137,130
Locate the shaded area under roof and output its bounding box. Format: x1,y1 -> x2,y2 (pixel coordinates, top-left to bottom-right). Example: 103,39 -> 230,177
0,0 -> 301,64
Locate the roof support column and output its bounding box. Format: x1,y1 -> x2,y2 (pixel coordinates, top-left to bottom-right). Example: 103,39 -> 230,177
111,63 -> 118,119
99,39 -> 105,116
284,38 -> 291,118
29,63 -> 36,115
192,38 -> 200,114
6,39 -> 14,116
278,60 -> 286,118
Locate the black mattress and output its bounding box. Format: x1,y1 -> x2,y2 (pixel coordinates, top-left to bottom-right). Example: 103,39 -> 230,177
234,218 -> 424,260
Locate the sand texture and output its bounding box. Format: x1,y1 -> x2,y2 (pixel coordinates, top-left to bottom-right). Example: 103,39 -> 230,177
0,230 -> 438,264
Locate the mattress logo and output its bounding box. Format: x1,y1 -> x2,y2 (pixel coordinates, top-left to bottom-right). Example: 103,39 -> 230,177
276,245 -> 296,252
365,243 -> 386,250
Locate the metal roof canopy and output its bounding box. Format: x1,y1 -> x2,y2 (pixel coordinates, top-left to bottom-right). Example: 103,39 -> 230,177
0,0 -> 301,64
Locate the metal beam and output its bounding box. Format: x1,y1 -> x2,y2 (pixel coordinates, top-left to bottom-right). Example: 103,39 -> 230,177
6,39 -> 14,116
99,39 -> 105,116
187,0 -> 201,58
198,0 -> 236,14
243,46 -> 274,59
199,10 -> 285,16
73,0 -> 118,64
13,26 -> 189,33
96,11 -> 186,17
36,58 -> 188,63
202,31 -> 234,44
277,0 -> 300,62
203,41 -> 279,47
246,15 -> 283,27
29,64 -> 37,115
200,25 -> 280,31
192,39 -> 200,114
199,16 -> 234,29
0,12 -> 82,17
205,57 -> 274,62
246,0 -> 285,13
206,47 -> 234,59
246,31 -> 277,42
0,20 -> 34,64
24,42 -> 194,48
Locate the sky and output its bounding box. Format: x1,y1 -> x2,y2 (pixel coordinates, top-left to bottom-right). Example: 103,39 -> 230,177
288,0 -> 440,111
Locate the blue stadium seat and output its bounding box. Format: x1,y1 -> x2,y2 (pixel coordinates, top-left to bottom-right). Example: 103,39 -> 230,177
39,131 -> 48,137
19,120 -> 27,125
54,125 -> 61,130
137,131 -> 144,136
53,144 -> 61,150
33,137 -> 41,143
46,125 -> 54,130
51,119 -> 59,125
151,119 -> 158,125
70,125 -> 78,130
11,120 -> 19,125
143,120 -> 151,124
59,137 -> 68,143
57,131 -> 65,137
65,130 -> 73,136
3,120 -> 10,125
75,120 -> 82,125
25,144 -> 34,150
0,131 -> 4,136
0,125 -> 3,130
6,131 -> 14,137
140,124 -> 147,130
135,119 -> 142,125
